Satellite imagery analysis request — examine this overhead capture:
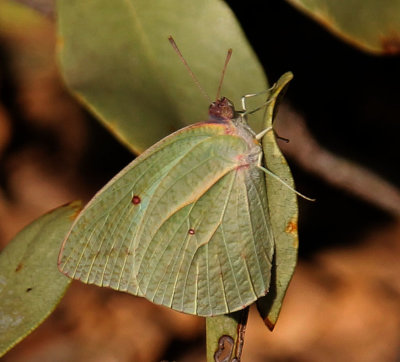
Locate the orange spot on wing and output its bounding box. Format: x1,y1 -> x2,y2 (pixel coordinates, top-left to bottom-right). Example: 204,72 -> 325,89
15,263 -> 23,272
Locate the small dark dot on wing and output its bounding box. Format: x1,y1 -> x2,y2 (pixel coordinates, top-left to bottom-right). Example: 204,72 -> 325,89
132,195 -> 141,205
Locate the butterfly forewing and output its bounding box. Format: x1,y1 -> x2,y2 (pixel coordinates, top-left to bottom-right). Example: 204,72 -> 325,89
59,120 -> 274,316
59,124 -> 228,291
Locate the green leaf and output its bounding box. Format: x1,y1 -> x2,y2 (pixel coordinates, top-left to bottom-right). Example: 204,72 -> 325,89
56,0 -> 268,153
286,0 -> 400,54
257,72 -> 298,330
0,202 -> 81,357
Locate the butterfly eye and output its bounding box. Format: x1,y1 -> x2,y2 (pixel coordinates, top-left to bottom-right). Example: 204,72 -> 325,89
132,195 -> 141,205
188,228 -> 195,235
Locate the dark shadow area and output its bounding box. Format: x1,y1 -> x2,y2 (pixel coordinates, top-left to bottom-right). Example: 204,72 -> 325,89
228,0 -> 400,255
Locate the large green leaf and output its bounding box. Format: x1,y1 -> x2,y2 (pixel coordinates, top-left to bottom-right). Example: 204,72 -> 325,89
0,202 -> 81,357
286,0 -> 400,54
257,72 -> 298,330
57,0 -> 268,154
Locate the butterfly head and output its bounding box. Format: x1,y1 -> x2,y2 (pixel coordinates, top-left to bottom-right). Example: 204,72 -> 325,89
208,97 -> 235,121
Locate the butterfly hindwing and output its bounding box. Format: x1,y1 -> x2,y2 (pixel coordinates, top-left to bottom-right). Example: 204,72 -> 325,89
135,161 -> 274,316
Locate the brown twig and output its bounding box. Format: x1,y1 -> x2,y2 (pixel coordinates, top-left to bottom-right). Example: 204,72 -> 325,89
275,105 -> 400,217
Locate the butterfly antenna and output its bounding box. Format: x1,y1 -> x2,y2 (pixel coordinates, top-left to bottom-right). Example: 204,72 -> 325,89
216,48 -> 232,100
168,36 -> 211,103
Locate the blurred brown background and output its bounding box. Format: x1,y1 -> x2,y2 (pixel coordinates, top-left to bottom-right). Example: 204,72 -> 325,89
1,0 -> 400,361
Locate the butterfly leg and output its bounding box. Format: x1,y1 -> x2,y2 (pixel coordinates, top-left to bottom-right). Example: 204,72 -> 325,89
256,154 -> 315,201
256,127 -> 273,140
241,83 -> 277,111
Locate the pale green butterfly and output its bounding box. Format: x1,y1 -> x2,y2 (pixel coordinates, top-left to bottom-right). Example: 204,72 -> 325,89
58,40 -> 306,317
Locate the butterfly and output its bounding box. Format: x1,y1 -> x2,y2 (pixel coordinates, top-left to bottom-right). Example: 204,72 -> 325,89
58,39 -> 306,317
